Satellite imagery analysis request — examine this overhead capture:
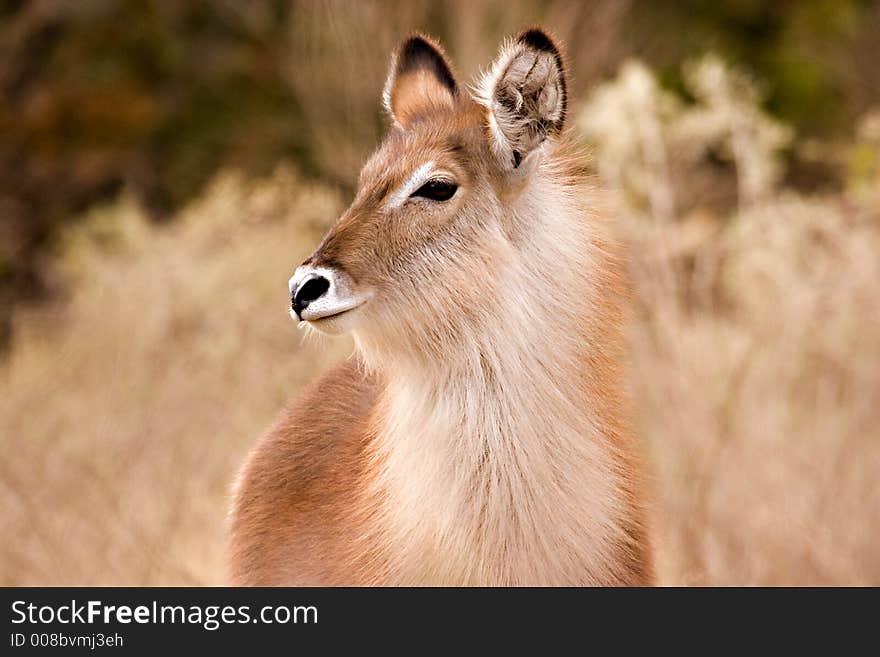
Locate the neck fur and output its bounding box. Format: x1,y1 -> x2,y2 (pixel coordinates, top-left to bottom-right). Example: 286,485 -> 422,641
355,170 -> 643,585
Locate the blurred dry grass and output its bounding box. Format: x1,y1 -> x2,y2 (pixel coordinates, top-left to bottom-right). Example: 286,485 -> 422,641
629,194 -> 880,584
0,167 -> 351,584
590,58 -> 880,584
2,54 -> 879,585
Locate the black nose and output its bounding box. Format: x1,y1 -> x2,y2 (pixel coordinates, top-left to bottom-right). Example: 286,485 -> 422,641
291,273 -> 330,318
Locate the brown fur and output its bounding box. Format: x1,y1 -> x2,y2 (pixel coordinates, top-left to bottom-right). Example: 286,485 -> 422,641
229,359 -> 379,585
229,28 -> 655,586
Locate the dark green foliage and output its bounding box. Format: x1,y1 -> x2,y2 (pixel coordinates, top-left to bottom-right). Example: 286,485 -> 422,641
0,0 -> 878,344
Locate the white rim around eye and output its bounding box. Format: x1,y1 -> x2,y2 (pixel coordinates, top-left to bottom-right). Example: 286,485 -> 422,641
387,161 -> 436,209
410,178 -> 458,202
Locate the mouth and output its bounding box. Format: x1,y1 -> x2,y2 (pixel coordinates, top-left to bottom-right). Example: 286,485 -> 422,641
299,301 -> 364,323
288,264 -> 371,331
289,298 -> 368,333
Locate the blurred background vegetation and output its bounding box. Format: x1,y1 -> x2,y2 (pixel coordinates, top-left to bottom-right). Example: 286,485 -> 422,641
1,0 -> 878,584
3,0 -> 880,338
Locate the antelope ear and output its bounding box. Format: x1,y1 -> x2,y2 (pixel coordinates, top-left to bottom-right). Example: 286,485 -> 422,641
478,29 -> 567,171
383,34 -> 458,129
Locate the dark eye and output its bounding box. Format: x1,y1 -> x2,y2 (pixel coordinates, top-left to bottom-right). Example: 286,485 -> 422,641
411,179 -> 458,202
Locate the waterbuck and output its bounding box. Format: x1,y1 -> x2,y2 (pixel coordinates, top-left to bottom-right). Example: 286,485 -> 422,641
229,28 -> 655,586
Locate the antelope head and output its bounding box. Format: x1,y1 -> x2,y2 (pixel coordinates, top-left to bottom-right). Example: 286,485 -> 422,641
289,29 -> 568,363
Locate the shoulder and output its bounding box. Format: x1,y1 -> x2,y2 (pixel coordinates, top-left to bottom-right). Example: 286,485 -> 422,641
279,356 -> 379,438
235,356 -> 379,498
228,357 -> 380,584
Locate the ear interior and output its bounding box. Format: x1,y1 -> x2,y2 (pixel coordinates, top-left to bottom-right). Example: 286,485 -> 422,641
480,29 -> 567,169
384,35 -> 458,129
